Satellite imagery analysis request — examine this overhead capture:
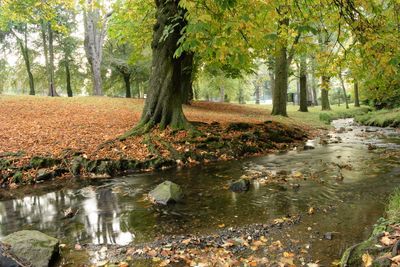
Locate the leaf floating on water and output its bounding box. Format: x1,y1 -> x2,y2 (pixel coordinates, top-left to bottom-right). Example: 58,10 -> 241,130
362,253 -> 373,267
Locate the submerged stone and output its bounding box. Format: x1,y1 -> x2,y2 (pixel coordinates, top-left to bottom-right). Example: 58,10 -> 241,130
0,230 -> 59,267
229,179 -> 250,193
149,181 -> 183,205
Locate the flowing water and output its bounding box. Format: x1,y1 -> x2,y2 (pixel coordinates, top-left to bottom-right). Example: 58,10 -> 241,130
1,119 -> 400,265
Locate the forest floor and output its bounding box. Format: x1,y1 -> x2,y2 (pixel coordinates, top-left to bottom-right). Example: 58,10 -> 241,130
0,95 -> 363,193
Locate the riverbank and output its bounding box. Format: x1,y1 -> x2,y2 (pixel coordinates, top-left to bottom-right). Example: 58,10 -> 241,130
1,96 -> 315,194
355,108 -> 400,127
341,189 -> 400,266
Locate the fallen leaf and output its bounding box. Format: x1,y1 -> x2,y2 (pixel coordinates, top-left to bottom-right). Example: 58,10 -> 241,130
362,253 -> 373,267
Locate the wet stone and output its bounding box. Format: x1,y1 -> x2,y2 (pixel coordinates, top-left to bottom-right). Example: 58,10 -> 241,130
0,230 -> 59,267
149,181 -> 183,205
229,179 -> 250,193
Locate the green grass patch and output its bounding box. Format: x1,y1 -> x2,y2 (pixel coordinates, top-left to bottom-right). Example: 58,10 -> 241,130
387,188 -> 400,222
355,108 -> 400,127
318,107 -> 371,124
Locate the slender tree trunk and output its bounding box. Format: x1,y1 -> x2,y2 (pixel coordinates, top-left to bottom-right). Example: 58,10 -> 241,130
182,52 -> 194,105
125,0 -> 191,135
65,61 -> 73,97
321,76 -> 331,110
238,86 -> 245,104
299,56 -> 308,112
41,22 -> 51,93
220,86 -> 225,102
339,72 -> 349,109
272,32 -> 288,116
18,39 -> 35,95
123,73 -> 131,98
268,60 -> 275,99
255,84 -> 260,104
48,24 -> 57,97
354,81 -> 360,107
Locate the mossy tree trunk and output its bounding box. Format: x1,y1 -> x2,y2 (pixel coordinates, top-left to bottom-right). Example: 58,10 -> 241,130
299,56 -> 308,112
126,0 -> 191,136
321,76 -> 331,110
354,81 -> 360,107
48,24 -> 58,97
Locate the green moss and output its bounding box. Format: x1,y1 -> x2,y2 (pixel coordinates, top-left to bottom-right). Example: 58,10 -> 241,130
12,171 -> 23,184
30,157 -> 60,168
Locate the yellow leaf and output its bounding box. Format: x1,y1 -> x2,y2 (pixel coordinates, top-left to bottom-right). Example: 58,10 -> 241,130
362,253 -> 373,267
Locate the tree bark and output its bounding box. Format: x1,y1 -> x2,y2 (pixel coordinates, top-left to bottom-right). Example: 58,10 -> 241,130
299,56 -> 308,112
220,86 -> 225,102
84,0 -> 110,96
255,84 -> 260,104
66,61 -> 73,97
339,72 -> 349,109
321,76 -> 331,110
48,24 -> 57,97
181,52 -> 194,105
124,0 -> 191,135
18,36 -> 34,95
354,81 -> 360,107
123,73 -> 131,98
272,25 -> 289,116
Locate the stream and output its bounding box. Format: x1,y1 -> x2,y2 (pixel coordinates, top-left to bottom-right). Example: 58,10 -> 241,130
1,119 -> 400,266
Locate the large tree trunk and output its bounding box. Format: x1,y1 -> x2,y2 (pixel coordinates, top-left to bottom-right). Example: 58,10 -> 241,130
65,61 -> 73,97
123,73 -> 131,98
272,32 -> 288,116
18,37 -> 35,95
321,76 -> 331,110
181,52 -> 194,105
354,81 -> 360,107
48,24 -> 57,97
339,72 -> 349,109
41,22 -> 51,93
84,0 -> 109,96
125,0 -> 190,135
299,56 -> 308,112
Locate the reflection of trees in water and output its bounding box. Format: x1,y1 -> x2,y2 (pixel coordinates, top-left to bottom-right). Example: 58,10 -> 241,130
0,191 -> 75,237
80,187 -> 133,245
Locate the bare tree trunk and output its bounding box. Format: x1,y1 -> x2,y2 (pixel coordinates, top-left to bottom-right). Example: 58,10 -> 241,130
182,52 -> 194,105
272,31 -> 288,116
255,84 -> 260,104
48,24 -> 57,96
321,76 -> 331,110
354,81 -> 360,107
220,86 -> 225,102
84,0 -> 111,96
17,31 -> 34,95
123,0 -> 191,136
299,56 -> 308,112
339,72 -> 349,109
65,61 -> 73,97
123,73 -> 131,98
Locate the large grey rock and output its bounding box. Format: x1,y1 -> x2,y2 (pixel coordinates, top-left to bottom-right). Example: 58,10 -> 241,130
0,230 -> 59,267
149,181 -> 183,205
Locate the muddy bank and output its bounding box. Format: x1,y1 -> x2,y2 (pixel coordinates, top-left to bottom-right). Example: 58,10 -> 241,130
0,121 -> 308,196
